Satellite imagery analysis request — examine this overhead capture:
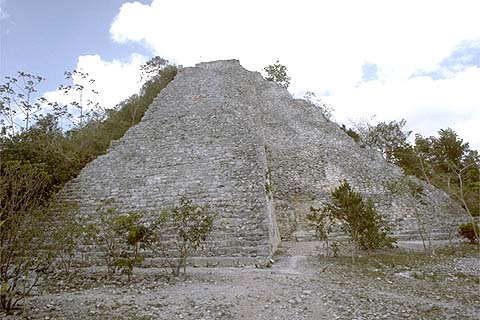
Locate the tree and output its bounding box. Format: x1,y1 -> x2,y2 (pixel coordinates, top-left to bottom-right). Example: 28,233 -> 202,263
322,180 -> 394,259
263,61 -> 291,89
349,118 -> 411,163
140,56 -> 169,82
120,57 -> 176,126
57,70 -> 101,128
404,179 -> 434,255
0,72 -> 47,137
430,128 -> 469,172
365,119 -> 412,163
409,129 -> 479,217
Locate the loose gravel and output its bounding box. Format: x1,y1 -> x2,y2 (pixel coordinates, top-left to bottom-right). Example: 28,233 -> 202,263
3,241 -> 479,320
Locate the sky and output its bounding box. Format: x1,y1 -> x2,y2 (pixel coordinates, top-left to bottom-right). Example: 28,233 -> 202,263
1,0 -> 479,150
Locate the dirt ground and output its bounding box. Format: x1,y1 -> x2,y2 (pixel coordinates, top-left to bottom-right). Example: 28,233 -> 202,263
3,240 -> 479,320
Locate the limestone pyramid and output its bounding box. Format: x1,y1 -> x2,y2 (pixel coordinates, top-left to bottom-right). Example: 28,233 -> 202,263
60,60 -> 467,265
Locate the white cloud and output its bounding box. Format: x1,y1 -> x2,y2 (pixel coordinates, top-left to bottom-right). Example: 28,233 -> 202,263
44,53 -> 146,118
109,0 -> 480,149
325,66 -> 480,149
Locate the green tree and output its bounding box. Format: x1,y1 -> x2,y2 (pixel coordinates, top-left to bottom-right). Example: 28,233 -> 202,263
430,128 -> 469,172
323,180 -> 394,258
93,200 -> 140,275
140,56 -> 169,82
410,129 -> 479,217
263,61 -> 291,89
365,119 -> 412,163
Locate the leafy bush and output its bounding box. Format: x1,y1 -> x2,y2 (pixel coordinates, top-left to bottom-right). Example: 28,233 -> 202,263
154,197 -> 216,276
0,59 -> 177,202
263,61 -> 291,89
322,180 -> 395,255
458,223 -> 479,244
0,58 -> 177,307
94,197 -> 216,277
95,202 -> 152,279
112,212 -> 152,280
0,161 -> 54,313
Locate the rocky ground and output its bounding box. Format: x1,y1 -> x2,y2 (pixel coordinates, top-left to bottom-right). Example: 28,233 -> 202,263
3,241 -> 479,320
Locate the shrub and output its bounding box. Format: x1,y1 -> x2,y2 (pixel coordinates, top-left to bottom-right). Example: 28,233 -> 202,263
323,180 -> 395,256
112,212 -> 152,280
458,223 -> 479,244
94,202 -> 152,279
263,61 -> 291,89
154,197 -> 216,276
0,161 -> 54,313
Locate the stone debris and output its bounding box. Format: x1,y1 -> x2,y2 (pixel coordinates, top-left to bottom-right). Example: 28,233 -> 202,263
3,241 -> 478,320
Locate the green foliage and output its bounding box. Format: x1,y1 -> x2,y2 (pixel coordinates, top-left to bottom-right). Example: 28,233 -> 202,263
400,129 -> 480,217
112,213 -> 151,280
155,197 -> 216,276
94,197 -> 216,278
0,161 -> 54,312
95,203 -> 152,279
323,180 -> 395,253
346,117 -> 479,218
458,223 -> 479,244
365,119 -> 412,163
0,58 -> 177,199
140,56 -> 169,82
263,61 -> 291,89
346,119 -> 411,161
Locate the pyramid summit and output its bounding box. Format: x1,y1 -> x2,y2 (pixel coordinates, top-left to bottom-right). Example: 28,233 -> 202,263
60,59 -> 467,265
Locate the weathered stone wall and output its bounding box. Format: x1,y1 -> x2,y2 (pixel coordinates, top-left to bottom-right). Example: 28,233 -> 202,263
248,67 -> 467,240
59,59 -> 468,266
60,60 -> 280,266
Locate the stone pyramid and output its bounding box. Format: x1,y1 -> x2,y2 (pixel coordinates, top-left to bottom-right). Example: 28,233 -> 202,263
60,60 -> 467,266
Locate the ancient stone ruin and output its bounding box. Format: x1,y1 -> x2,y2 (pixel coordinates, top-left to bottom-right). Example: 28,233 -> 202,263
60,59 -> 468,266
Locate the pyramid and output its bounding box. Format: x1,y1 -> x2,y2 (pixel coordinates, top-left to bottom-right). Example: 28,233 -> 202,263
60,60 -> 467,265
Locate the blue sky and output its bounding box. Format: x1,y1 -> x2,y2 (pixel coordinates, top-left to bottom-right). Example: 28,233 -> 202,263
1,0 -> 479,150
0,0 -> 149,91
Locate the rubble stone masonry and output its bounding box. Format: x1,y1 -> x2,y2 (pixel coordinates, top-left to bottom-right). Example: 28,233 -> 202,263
59,60 -> 468,265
